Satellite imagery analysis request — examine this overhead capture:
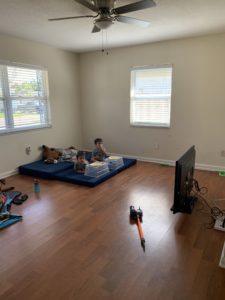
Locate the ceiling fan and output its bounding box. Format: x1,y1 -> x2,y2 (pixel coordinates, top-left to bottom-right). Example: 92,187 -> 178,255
48,0 -> 156,33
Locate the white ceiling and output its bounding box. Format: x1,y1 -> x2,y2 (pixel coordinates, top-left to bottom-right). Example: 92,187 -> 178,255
0,0 -> 225,53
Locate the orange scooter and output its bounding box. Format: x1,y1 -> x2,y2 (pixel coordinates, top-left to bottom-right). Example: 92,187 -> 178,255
130,206 -> 145,251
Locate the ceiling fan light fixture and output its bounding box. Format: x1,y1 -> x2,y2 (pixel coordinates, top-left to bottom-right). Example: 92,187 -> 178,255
95,19 -> 113,30
50,0 -> 156,33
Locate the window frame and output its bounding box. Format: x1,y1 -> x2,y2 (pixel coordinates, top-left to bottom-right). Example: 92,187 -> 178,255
130,65 -> 173,128
0,60 -> 51,135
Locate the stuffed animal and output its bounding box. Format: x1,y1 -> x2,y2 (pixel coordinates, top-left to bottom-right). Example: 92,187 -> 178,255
42,145 -> 61,164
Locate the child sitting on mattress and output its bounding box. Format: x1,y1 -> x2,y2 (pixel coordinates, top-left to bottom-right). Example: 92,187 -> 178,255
75,151 -> 88,174
91,138 -> 107,162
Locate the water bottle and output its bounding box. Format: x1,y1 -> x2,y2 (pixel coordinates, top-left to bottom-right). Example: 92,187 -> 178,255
34,179 -> 40,193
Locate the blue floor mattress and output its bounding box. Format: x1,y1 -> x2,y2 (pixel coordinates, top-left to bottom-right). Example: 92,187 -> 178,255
19,160 -> 74,179
19,155 -> 137,187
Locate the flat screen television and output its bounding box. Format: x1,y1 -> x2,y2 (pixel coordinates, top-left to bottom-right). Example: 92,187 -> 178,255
171,146 -> 197,214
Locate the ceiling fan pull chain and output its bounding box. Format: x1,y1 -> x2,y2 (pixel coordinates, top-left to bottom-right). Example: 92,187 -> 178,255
101,30 -> 109,55
101,30 -> 104,52
105,30 -> 109,55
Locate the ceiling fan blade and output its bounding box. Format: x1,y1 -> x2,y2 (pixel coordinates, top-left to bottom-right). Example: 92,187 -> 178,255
74,0 -> 98,12
48,15 -> 96,21
92,25 -> 101,33
116,15 -> 150,28
114,0 -> 156,15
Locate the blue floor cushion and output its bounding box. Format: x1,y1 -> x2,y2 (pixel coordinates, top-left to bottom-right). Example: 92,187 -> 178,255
54,168 -> 118,187
116,157 -> 137,172
19,160 -> 74,179
19,156 -> 137,186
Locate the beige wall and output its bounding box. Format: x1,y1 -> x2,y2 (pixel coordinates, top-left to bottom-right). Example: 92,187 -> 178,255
79,33 -> 225,169
0,34 -> 82,175
1,32 -> 225,174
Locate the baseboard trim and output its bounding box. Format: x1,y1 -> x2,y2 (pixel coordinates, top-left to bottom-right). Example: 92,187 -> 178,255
195,163 -> 225,172
0,169 -> 18,179
110,152 -> 225,172
1,153 -> 224,179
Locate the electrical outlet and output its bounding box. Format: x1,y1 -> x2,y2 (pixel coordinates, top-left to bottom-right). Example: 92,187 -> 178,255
221,150 -> 225,157
154,142 -> 159,150
25,146 -> 31,155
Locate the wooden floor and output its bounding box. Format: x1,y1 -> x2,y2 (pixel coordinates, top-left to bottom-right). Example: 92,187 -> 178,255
0,162 -> 225,300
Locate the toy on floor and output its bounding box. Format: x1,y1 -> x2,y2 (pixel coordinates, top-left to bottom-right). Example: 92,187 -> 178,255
0,191 -> 25,229
130,206 -> 145,251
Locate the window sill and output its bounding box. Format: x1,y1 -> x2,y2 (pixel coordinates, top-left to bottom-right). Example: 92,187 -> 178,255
130,123 -> 170,128
0,124 -> 52,135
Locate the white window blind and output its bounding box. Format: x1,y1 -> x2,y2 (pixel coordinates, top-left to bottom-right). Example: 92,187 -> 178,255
0,62 -> 51,134
130,66 -> 172,127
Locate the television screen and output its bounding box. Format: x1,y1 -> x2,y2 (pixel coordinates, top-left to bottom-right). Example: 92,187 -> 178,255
171,146 -> 197,214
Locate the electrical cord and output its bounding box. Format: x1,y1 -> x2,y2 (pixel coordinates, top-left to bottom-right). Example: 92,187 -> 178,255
192,179 -> 208,195
192,178 -> 225,229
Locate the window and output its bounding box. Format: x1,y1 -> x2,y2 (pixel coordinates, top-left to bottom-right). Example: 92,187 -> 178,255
0,61 -> 51,134
130,66 -> 172,127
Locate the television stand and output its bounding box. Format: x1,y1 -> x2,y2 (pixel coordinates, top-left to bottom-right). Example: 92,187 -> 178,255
182,196 -> 198,214
170,196 -> 197,214
214,216 -> 225,232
